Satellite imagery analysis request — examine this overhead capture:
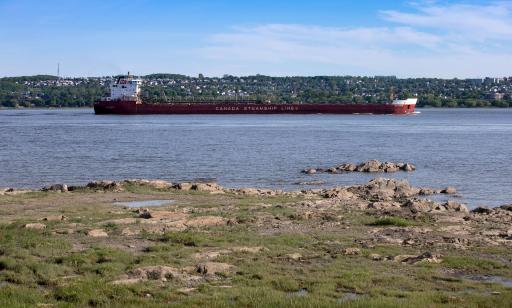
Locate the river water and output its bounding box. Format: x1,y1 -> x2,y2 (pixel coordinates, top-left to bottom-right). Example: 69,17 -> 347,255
1,108 -> 511,208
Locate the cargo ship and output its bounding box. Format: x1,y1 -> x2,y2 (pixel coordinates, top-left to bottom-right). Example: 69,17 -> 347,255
94,74 -> 417,115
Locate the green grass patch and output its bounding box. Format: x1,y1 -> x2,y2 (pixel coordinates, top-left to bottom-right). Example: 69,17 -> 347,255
443,256 -> 507,274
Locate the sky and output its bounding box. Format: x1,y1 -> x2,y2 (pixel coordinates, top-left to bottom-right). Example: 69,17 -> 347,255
0,0 -> 511,78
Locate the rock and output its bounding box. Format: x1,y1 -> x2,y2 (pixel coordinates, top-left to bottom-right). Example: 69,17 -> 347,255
286,253 -> 303,261
382,162 -> 399,172
357,160 -> 382,172
42,184 -> 68,192
471,206 -> 493,214
401,163 -> 416,172
401,252 -> 442,264
499,204 -> 512,212
130,266 -> 180,280
369,253 -> 383,261
302,168 -> 317,175
441,186 -> 457,194
322,188 -> 355,199
444,200 -> 469,213
419,188 -> 436,195
294,181 -> 325,186
86,180 -> 122,191
302,161 -> 415,174
341,248 -> 361,255
123,179 -> 173,189
195,262 -> 234,275
191,183 -> 224,194
136,208 -> 152,219
24,223 -> 46,230
236,188 -> 282,196
341,163 -> 357,172
87,229 -> 108,237
392,254 -> 418,262
403,199 -> 435,213
369,201 -> 400,210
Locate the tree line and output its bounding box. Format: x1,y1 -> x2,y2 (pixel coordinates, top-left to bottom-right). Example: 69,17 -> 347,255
1,74 -> 510,108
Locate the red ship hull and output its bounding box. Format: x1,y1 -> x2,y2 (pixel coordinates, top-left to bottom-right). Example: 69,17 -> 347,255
94,101 -> 416,115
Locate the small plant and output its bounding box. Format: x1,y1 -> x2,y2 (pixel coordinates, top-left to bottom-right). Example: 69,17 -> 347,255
159,231 -> 205,247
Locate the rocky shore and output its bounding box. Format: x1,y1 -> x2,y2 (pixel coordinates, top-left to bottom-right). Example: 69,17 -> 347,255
302,160 -> 416,174
0,177 -> 511,306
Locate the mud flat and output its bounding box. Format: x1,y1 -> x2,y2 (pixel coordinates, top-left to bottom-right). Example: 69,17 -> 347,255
0,178 -> 511,306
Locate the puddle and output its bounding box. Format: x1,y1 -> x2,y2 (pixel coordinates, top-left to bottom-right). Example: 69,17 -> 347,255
338,293 -> 361,303
463,275 -> 512,287
288,288 -> 308,297
113,200 -> 175,208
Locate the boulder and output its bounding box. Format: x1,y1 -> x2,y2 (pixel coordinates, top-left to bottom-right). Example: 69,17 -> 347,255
401,163 -> 416,172
441,187 -> 457,194
294,181 -> 325,186
42,184 -> 68,192
302,168 -> 317,175
401,252 -> 442,264
340,163 -> 357,172
472,206 -> 493,214
341,248 -> 361,255
443,200 -> 469,213
191,183 -> 224,193
286,253 -> 303,261
369,253 -> 383,261
86,180 -> 122,191
357,160 -> 382,172
358,178 -> 420,199
130,266 -> 180,280
499,204 -> 512,212
24,223 -> 46,230
382,162 -> 399,172
123,179 -> 173,189
136,208 -> 152,219
403,199 -> 435,213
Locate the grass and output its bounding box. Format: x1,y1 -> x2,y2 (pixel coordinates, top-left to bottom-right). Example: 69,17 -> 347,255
368,217 -> 415,227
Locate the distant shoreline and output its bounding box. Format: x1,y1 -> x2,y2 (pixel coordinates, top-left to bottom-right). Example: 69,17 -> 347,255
1,105 -> 511,110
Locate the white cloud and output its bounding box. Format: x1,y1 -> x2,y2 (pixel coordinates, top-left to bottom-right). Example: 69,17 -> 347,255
201,2 -> 512,78
381,2 -> 512,41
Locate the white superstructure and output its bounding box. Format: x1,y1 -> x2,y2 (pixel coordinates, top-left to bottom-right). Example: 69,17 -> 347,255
392,98 -> 417,105
107,73 -> 142,101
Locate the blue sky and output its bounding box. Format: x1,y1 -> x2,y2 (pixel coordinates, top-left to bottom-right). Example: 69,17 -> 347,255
0,0 -> 511,78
